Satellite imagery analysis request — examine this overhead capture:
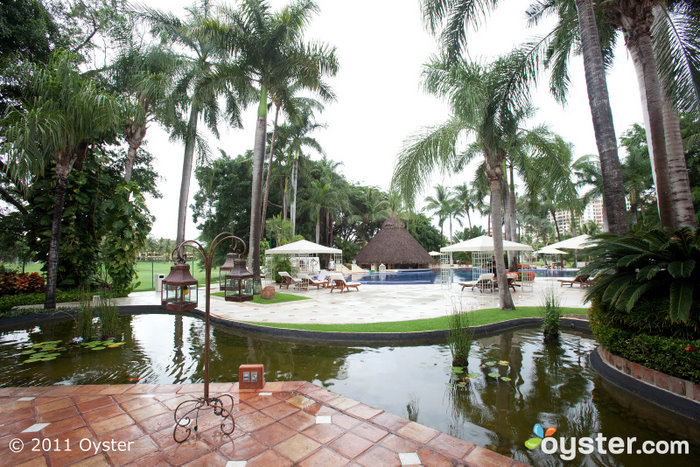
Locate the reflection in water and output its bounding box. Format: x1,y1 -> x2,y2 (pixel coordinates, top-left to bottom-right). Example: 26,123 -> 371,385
0,314 -> 697,465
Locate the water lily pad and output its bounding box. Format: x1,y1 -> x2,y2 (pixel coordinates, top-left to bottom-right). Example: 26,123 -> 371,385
107,343 -> 125,348
23,358 -> 40,363
452,366 -> 464,373
42,353 -> 61,358
20,350 -> 36,355
33,340 -> 61,346
457,382 -> 467,387
500,377 -> 512,382
467,372 -> 481,379
485,361 -> 496,366
40,356 -> 57,361
91,346 -> 106,351
498,360 -> 509,366
487,372 -> 500,378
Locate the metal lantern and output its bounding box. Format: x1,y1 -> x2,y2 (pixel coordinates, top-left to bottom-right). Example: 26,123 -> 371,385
219,252 -> 236,290
161,262 -> 198,311
224,255 -> 254,302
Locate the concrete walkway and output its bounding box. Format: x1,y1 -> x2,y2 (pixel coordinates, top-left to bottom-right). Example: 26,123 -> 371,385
113,278 -> 588,325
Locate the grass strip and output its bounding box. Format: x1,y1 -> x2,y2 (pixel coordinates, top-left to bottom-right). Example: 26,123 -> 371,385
211,291 -> 310,304
242,307 -> 587,333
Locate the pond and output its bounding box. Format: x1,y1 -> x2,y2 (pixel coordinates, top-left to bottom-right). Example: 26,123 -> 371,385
349,267 -> 578,284
0,313 -> 697,465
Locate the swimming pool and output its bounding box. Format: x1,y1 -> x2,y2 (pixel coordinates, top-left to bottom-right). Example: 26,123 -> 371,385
349,267 -> 579,284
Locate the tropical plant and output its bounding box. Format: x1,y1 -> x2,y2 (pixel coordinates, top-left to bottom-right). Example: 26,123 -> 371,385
447,306 -> 473,367
620,124 -> 654,225
1,53 -> 125,309
583,227 -> 700,328
541,286 -> 561,342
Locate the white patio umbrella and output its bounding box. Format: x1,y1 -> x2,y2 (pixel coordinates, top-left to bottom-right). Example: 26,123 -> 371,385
265,239 -> 342,255
440,235 -> 533,252
428,251 -> 441,256
535,246 -> 567,255
546,234 -> 594,250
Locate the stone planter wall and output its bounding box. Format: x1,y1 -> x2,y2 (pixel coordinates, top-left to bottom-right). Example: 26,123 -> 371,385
597,346 -> 700,403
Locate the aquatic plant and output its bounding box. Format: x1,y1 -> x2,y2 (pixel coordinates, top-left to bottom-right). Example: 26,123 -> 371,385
97,296 -> 120,338
447,305 -> 473,367
76,295 -> 94,340
541,286 -> 561,342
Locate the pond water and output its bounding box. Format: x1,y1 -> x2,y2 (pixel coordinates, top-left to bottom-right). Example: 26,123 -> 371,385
0,314 -> 697,465
350,268 -> 578,284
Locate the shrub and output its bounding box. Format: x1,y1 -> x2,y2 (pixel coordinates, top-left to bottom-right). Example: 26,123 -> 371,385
0,289 -> 127,317
540,287 -> 561,342
0,272 -> 45,296
98,297 -> 120,338
447,306 -> 472,367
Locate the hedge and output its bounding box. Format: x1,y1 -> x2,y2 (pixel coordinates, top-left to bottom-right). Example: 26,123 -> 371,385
0,272 -> 45,296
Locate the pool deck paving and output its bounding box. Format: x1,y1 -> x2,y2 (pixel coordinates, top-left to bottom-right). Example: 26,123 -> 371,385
115,277 -> 589,325
0,382 -> 527,467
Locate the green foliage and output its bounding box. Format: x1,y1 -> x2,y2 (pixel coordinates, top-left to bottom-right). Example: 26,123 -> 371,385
406,213 -> 443,253
540,287 -> 561,342
97,298 -> 120,338
76,298 -> 94,341
101,183 -> 152,293
0,289 -> 123,317
590,319 -> 700,384
269,257 -> 292,283
446,307 -> 472,367
583,227 -> 700,330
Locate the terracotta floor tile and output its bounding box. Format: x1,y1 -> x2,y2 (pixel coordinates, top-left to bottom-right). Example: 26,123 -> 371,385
354,445 -> 401,467
251,422 -> 296,447
207,382 -> 236,393
302,423 -> 345,444
278,410 -> 316,432
285,394 -> 315,410
235,411 -> 275,432
306,389 -> 339,403
351,422 -> 389,443
123,451 -> 170,467
15,455 -> 48,467
328,432 -> 374,460
0,400 -> 31,414
301,402 -> 324,416
89,413 -> 134,436
152,384 -> 183,393
463,446 -> 513,467
82,404 -> 125,423
97,385 -> 131,395
56,427 -> 94,447
0,418 -> 37,437
3,407 -> 34,424
124,384 -> 160,394
70,454 -> 109,467
37,405 -> 79,423
380,434 -> 419,454
150,426 -> 179,450
261,401 -> 299,420
40,415 -> 86,437
161,394 -> 194,411
186,410 -> 235,434
97,423 -> 145,443
35,398 -> 74,412
397,421 -> 440,444
295,382 -> 322,395
344,403 -> 383,420
74,396 -> 114,413
262,381 -> 286,392
2,442 -> 45,465
247,447 -> 294,467
428,433 -> 476,459
332,413 -> 362,430
45,442 -> 94,466
181,450 -> 230,467
416,447 -> 454,467
161,438 -> 213,466
128,401 -> 170,422
369,412 -> 410,432
218,434 -> 267,460
272,433 -> 321,463
245,395 -> 280,410
298,446 -> 350,467
121,395 -> 162,412
326,396 -> 360,411
138,412 -> 175,433
105,435 -> 159,465
177,383 -> 204,394
200,425 -> 244,449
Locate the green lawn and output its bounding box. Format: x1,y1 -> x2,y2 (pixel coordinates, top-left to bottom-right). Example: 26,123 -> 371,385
212,291 -> 309,304
242,307 -> 588,333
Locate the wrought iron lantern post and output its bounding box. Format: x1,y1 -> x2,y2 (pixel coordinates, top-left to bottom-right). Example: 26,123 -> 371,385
167,232 -> 246,443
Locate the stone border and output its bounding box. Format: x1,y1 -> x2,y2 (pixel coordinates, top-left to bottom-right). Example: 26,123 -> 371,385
1,305 -> 590,345
590,346 -> 700,422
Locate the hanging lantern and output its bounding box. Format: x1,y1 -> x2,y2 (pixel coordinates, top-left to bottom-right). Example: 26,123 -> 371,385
224,255 -> 254,302
219,252 -> 236,290
162,261 -> 198,311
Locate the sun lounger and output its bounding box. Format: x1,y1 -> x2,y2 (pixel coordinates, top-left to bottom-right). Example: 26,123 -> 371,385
298,272 -> 328,289
329,273 -> 361,293
278,271 -> 303,289
557,273 -> 589,287
459,273 -> 495,293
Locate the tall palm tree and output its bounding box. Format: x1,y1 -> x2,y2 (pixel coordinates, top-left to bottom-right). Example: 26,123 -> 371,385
212,0 -> 337,282
424,184 -> 450,240
139,0 -> 250,245
620,123 -> 654,224
2,53 -> 125,309
452,182 -> 476,229
356,187 -> 390,243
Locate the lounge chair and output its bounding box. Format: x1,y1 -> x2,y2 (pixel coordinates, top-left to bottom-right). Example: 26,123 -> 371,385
298,272 -> 328,289
557,273 -> 589,288
459,273 -> 495,293
278,271 -> 303,289
329,273 -> 361,293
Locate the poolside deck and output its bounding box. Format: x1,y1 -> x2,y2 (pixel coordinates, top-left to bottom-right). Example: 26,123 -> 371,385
0,382 -> 525,466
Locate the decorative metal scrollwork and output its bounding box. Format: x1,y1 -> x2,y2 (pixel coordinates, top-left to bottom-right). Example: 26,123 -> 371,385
173,394 -> 235,443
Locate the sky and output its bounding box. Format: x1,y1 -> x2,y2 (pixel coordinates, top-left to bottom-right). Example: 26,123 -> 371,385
143,0 -> 642,240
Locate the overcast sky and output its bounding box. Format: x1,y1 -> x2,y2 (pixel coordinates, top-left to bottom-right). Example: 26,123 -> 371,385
143,0 -> 642,240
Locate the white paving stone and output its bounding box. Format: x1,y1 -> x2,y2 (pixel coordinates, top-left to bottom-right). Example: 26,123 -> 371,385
22,423 -> 50,433
399,452 -> 422,465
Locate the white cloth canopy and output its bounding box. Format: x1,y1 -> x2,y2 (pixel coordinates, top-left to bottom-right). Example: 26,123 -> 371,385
265,239 -> 342,255
535,246 -> 567,255
428,251 -> 441,256
440,235 -> 533,253
546,234 -> 594,250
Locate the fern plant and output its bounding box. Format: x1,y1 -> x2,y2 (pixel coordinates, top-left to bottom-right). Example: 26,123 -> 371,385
582,227 -> 699,328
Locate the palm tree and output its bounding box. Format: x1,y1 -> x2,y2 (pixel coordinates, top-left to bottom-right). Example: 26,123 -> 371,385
394,53 -> 536,310
620,124 -> 654,224
304,180 -> 333,243
139,0 -> 250,245
424,185 -> 450,240
356,187 -> 390,243
452,183 -> 476,229
212,0 -> 338,282
2,53 -> 125,309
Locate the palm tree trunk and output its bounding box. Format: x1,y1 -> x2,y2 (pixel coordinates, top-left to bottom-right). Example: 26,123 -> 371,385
176,104 -> 199,246
124,122 -> 147,183
248,86 -> 267,284
489,176 -> 515,310
315,210 -> 321,244
551,208 -> 561,241
662,96 -> 697,227
260,104 -> 281,236
575,0 -> 629,235
281,178 -> 288,220
290,153 -> 299,236
45,160 -> 73,309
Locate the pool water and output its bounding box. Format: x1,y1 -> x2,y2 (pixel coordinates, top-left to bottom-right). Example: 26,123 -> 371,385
349,268 -> 578,284
0,314 -> 697,465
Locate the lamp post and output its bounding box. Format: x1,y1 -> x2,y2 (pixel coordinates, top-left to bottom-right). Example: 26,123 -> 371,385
166,232 -> 247,443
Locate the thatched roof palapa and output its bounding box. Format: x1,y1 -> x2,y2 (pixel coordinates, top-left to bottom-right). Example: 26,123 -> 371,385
355,214 -> 433,268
